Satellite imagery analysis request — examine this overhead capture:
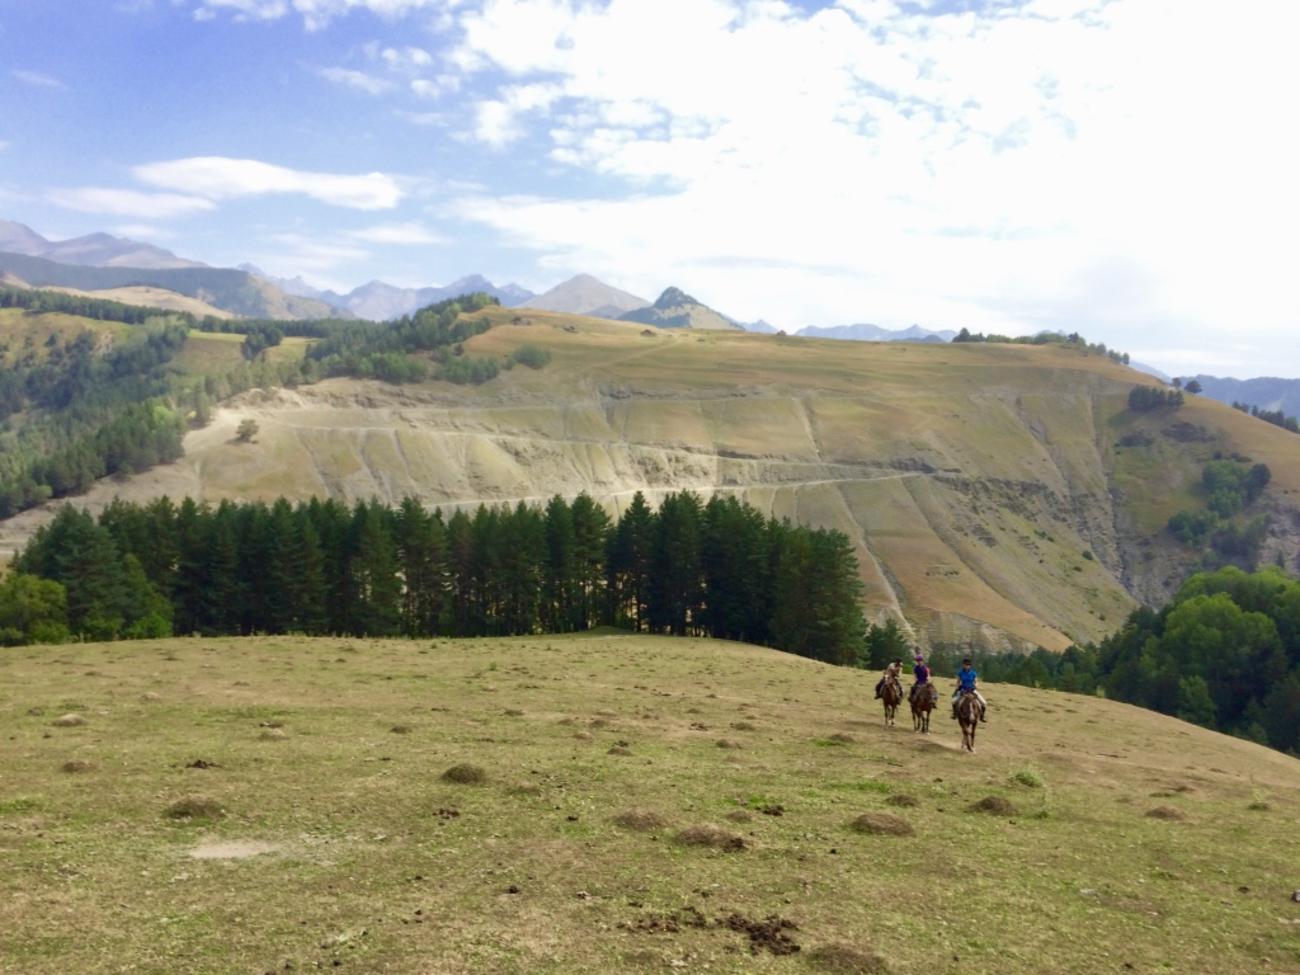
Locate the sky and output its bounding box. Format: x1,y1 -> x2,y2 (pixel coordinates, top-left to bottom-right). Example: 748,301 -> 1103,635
1,0 -> 1298,379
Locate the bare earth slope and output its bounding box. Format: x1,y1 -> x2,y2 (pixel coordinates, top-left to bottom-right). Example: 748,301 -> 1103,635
1,634 -> 1297,974
4,311 -> 1299,650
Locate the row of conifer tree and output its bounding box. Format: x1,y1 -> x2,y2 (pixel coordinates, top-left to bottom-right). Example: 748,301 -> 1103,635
10,491 -> 867,665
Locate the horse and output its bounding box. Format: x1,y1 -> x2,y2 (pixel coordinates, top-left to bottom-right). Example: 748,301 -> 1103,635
956,691 -> 981,752
910,682 -> 937,733
882,677 -> 903,727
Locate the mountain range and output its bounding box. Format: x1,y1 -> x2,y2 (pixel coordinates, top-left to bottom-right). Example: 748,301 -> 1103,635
244,266 -> 534,321
1190,374 -> 1300,417
0,219 -> 204,270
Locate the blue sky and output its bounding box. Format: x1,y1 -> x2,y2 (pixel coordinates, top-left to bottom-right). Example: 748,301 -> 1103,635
1,0 -> 1298,378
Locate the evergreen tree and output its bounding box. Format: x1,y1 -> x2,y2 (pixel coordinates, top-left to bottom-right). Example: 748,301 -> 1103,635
650,492 -> 704,635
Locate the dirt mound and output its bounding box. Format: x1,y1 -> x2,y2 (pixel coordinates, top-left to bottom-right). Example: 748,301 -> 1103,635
390,724 -> 413,734
884,794 -> 918,808
676,825 -> 747,851
731,721 -> 757,731
720,913 -> 800,956
258,728 -> 287,741
850,813 -> 913,836
164,797 -> 225,820
608,745 -> 633,756
716,739 -> 742,749
613,808 -> 668,831
828,733 -> 856,744
52,713 -> 86,727
1145,806 -> 1186,821
441,763 -> 486,784
969,796 -> 1017,816
60,760 -> 94,773
725,809 -> 754,823
807,943 -> 889,974
185,759 -> 218,769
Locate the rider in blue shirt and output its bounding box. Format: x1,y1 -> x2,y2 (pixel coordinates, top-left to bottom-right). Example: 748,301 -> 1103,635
909,653 -> 932,704
951,657 -> 987,722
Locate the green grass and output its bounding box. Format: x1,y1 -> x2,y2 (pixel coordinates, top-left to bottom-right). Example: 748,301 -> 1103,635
1,633 -> 1297,974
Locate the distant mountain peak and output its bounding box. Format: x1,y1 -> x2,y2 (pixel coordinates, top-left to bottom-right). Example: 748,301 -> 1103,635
654,286 -> 695,308
619,285 -> 742,331
521,274 -> 649,319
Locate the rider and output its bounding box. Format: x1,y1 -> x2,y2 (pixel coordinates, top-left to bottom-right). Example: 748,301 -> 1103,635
951,657 -> 988,722
874,658 -> 903,699
909,652 -> 931,704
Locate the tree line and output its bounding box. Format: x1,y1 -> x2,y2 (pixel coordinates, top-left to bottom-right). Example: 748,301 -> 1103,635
953,327 -> 1132,366
4,491 -> 867,666
1127,384 -> 1185,411
1232,401 -> 1300,435
956,567 -> 1300,756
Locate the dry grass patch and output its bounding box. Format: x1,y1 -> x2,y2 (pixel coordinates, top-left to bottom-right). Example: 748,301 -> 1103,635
884,794 -> 918,808
1145,806 -> 1186,821
51,713 -> 85,727
258,728 -> 287,741
441,763 -> 486,785
828,733 -> 856,744
676,824 -> 747,851
725,809 -> 754,823
807,943 -> 890,974
849,813 -> 913,836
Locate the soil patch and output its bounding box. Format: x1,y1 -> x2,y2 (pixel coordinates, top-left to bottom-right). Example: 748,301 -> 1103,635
441,764 -> 486,784
807,943 -> 889,974
61,760 -> 94,773
185,759 -> 219,769
613,808 -> 668,831
390,724 -> 413,734
52,714 -> 86,727
677,825 -> 747,851
187,839 -> 279,860
716,739 -> 742,749
969,796 -> 1017,816
850,813 -> 913,836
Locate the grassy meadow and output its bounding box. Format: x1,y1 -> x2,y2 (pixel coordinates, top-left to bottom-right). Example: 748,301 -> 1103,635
2,633 -> 1298,974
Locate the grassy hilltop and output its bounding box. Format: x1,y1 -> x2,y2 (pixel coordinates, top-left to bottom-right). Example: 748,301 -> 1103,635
5,306 -> 1298,652
2,634 -> 1298,974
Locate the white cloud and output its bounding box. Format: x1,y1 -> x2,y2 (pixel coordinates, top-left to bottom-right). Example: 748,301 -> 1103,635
193,0 -> 440,29
350,221 -> 445,244
133,156 -> 403,209
319,66 -> 395,94
48,187 -> 217,219
12,69 -> 67,90
433,0 -> 1300,372
380,45 -> 433,70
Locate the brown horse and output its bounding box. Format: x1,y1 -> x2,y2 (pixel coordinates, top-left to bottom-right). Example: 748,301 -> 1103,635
882,677 -> 903,727
910,683 -> 937,733
956,691 -> 980,752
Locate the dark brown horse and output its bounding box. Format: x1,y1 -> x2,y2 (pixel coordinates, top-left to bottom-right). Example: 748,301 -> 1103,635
910,683 -> 937,733
956,691 -> 980,752
882,677 -> 903,727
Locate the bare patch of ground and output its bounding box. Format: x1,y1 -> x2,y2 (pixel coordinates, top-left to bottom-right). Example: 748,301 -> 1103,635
187,839 -> 280,860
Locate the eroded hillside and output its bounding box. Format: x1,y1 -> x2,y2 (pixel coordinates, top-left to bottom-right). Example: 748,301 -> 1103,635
4,310 -> 1299,650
